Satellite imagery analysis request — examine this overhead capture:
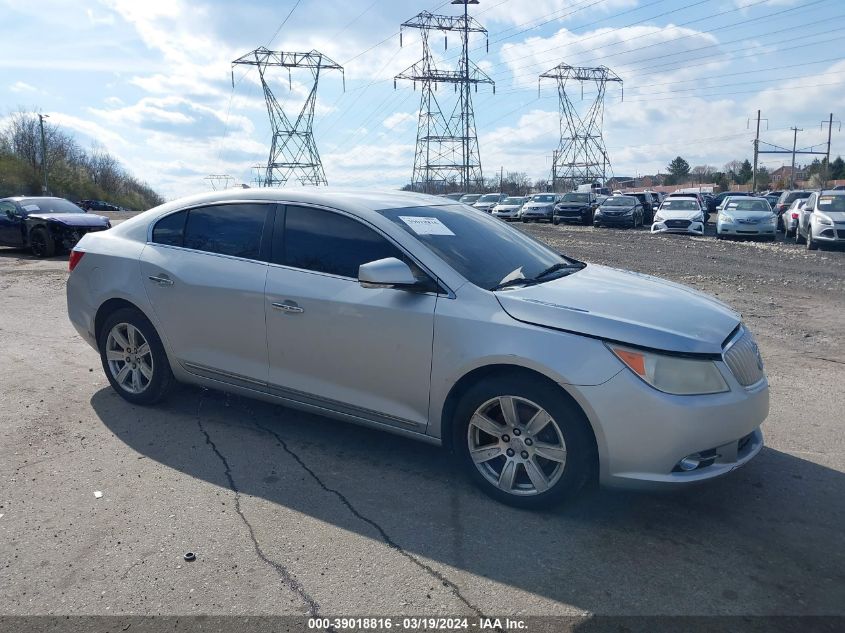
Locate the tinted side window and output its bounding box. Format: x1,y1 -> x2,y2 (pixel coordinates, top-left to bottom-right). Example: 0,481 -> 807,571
183,204 -> 268,259
152,211 -> 187,246
281,206 -> 403,278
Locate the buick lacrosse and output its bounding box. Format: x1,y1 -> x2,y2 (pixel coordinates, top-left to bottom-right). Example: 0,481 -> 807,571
67,189 -> 767,508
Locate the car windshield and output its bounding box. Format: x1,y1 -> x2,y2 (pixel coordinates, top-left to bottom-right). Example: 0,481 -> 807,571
603,197 -> 635,206
730,200 -> 772,212
459,194 -> 481,203
662,200 -> 698,210
502,197 -> 524,204
379,205 -> 575,290
19,198 -> 84,214
561,193 -> 590,203
478,194 -> 502,202
818,195 -> 845,212
531,195 -> 556,203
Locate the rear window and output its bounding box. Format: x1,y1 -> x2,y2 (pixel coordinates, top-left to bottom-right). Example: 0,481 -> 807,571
153,204 -> 269,260
152,211 -> 187,246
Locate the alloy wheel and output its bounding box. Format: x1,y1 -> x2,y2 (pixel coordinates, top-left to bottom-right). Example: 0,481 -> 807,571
467,395 -> 567,496
105,322 -> 154,394
30,232 -> 45,257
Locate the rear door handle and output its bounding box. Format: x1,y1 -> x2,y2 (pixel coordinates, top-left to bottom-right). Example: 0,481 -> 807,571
148,274 -> 174,286
271,301 -> 304,314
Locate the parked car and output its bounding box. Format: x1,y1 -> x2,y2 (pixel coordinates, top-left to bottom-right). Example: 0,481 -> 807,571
473,193 -> 507,213
774,190 -> 813,231
553,192 -> 600,225
458,193 -> 482,205
783,198 -> 807,238
440,193 -> 465,201
716,197 -> 776,241
764,194 -> 780,209
651,197 -> 705,235
491,196 -> 528,221
0,196 -> 110,257
521,193 -> 560,223
79,199 -> 121,212
666,191 -> 708,223
795,190 -> 845,250
66,189 -> 767,508
593,195 -> 645,228
712,191 -> 751,211
629,191 -> 658,224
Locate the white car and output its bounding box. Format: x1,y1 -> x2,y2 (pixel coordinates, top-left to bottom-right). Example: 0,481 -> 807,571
472,193 -> 506,213
651,197 -> 705,235
491,196 -> 528,221
716,197 -> 776,241
796,190 -> 845,250
783,198 -> 807,238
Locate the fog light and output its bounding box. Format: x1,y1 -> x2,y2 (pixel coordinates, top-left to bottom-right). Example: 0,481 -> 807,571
678,455 -> 701,471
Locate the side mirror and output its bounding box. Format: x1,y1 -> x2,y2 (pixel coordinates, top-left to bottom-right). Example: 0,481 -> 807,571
358,257 -> 421,290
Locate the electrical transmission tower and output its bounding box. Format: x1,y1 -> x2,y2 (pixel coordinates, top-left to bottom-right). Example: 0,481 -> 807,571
395,1 -> 494,194
204,174 -> 235,191
540,64 -> 622,191
232,47 -> 344,187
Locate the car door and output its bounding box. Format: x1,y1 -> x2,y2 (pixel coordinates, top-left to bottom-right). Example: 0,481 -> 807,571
264,204 -> 437,432
0,201 -> 25,246
799,194 -> 816,236
140,202 -> 274,387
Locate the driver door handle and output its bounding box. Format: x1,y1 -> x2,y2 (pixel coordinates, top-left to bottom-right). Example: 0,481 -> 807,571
271,301 -> 304,314
148,274 -> 174,286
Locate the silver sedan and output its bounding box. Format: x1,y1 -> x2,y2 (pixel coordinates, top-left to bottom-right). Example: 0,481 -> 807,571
67,189 -> 767,508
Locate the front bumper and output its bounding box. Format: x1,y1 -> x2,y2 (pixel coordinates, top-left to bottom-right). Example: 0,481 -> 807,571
555,208 -> 589,222
594,213 -> 634,226
811,223 -> 845,243
567,366 -> 768,488
717,220 -> 777,237
492,209 -> 520,219
521,209 -> 554,220
651,219 -> 704,235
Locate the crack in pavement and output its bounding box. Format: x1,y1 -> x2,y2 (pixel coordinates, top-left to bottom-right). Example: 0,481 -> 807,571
194,391 -> 321,616
253,420 -> 487,620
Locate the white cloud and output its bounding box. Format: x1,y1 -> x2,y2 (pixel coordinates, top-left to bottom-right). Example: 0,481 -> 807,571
482,0 -> 637,26
383,111 -> 417,130
9,81 -> 36,93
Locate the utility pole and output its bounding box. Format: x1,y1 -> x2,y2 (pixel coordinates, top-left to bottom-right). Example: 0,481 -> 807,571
395,2 -> 493,193
38,113 -> 49,195
751,110 -> 760,193
499,166 -> 503,192
232,48 -> 344,186
551,149 -> 558,192
820,113 -> 840,188
790,127 -> 802,189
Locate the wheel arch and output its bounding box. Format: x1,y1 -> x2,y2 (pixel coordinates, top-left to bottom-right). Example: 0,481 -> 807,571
439,363 -> 599,478
94,298 -> 151,344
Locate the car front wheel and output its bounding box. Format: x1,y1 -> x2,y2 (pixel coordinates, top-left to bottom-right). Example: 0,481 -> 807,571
29,228 -> 56,258
99,307 -> 174,405
806,225 -> 818,250
453,375 -> 594,508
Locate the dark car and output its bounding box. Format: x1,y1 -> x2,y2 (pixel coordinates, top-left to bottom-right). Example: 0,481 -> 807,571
79,199 -> 121,212
553,192 -> 600,225
629,191 -> 658,223
712,191 -> 752,210
593,195 -> 644,228
0,197 -> 110,257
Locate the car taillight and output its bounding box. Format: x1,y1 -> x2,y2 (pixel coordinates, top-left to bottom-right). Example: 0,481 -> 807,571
791,212 -> 799,219
68,250 -> 85,272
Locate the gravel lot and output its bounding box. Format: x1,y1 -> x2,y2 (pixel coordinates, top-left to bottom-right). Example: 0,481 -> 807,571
1,220 -> 843,621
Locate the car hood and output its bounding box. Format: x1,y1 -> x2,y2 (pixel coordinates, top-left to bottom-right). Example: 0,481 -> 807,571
657,209 -> 701,220
820,210 -> 845,221
494,204 -> 521,210
557,201 -> 590,208
494,264 -> 740,355
524,203 -> 555,209
28,213 -> 109,227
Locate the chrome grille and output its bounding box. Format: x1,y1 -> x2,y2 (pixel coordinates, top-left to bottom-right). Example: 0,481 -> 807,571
723,327 -> 765,387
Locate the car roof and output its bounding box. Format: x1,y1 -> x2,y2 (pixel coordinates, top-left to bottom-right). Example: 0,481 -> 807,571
1,196 -> 68,203
663,196 -> 698,201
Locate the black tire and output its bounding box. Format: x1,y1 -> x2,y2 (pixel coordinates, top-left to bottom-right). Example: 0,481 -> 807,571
452,374 -> 595,509
29,227 -> 55,258
806,226 -> 818,250
552,217 -> 560,226
521,218 -> 528,223
98,307 -> 174,405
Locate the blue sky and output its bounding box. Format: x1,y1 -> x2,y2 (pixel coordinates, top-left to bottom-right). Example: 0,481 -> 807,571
3,0 -> 844,198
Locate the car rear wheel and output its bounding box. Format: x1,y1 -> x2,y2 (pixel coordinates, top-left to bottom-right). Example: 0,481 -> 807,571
453,375 -> 594,508
29,228 -> 55,258
99,308 -> 174,405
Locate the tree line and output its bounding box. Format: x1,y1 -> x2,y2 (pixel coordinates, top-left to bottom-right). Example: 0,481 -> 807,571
0,110 -> 164,210
664,155 -> 845,190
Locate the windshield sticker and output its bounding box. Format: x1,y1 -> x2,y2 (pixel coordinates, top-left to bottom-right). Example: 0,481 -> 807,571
819,199 -> 832,205
23,204 -> 40,212
399,216 -> 455,236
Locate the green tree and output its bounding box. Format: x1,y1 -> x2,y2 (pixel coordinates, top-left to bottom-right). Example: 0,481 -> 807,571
736,159 -> 753,184
757,166 -> 771,189
830,156 -> 844,179
665,156 -> 690,185
714,171 -> 730,192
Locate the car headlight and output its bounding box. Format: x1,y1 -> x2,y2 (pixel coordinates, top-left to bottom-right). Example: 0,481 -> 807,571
766,215 -> 777,224
817,214 -> 833,225
607,344 -> 729,395
719,214 -> 734,223
653,214 -> 664,222
595,209 -> 603,215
